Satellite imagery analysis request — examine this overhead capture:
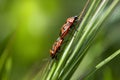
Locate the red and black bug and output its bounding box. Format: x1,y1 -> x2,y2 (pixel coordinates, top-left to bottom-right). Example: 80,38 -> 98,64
50,37 -> 63,59
50,16 -> 78,59
60,16 -> 78,39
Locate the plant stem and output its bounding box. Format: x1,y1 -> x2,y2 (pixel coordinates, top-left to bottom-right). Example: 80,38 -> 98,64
86,49 -> 120,80
96,49 -> 120,69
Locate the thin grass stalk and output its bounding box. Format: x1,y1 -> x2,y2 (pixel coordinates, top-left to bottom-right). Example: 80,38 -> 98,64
96,49 -> 120,69
86,49 -> 120,80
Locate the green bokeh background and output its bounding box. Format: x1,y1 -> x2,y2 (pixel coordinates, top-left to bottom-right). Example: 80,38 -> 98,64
0,0 -> 120,80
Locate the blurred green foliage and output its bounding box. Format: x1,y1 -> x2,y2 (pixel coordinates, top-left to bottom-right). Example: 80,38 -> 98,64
0,0 -> 120,80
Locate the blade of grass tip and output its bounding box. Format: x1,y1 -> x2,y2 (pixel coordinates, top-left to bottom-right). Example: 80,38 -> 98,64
60,0 -> 109,79
77,0 -> 100,35
86,49 -> 120,80
77,0 -> 97,31
87,0 -> 102,19
77,0 -> 90,22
